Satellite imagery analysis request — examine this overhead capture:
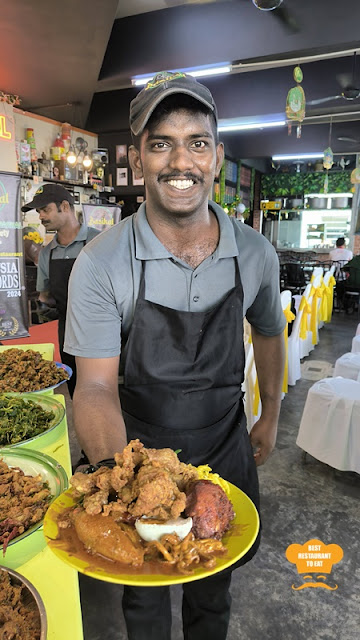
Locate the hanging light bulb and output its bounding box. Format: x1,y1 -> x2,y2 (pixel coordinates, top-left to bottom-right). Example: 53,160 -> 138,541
66,145 -> 77,167
82,153 -> 93,170
252,0 -> 283,10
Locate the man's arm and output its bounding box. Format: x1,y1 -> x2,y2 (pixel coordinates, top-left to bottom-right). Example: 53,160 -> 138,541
249,327 -> 285,466
73,355 -> 127,465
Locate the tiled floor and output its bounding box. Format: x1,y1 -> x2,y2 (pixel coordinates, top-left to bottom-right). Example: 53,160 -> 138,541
59,312 -> 360,640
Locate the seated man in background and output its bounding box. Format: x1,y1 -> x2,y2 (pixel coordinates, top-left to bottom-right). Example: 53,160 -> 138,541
22,184 -> 99,397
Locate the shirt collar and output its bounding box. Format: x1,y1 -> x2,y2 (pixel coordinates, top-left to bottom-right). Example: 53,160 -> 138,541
52,223 -> 88,247
133,201 -> 238,260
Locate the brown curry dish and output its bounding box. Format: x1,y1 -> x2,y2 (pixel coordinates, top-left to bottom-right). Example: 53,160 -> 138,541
56,440 -> 235,575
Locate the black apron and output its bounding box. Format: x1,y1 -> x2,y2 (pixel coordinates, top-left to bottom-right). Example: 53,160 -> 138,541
120,256 -> 260,565
48,241 -> 85,397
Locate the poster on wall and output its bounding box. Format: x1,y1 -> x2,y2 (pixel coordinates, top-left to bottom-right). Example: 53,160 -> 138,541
82,204 -> 122,232
116,167 -> 128,186
0,171 -> 29,339
132,173 -> 144,186
116,145 -> 127,164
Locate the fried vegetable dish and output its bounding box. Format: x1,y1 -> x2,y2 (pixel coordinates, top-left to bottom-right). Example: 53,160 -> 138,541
0,570 -> 41,640
0,349 -> 68,392
0,459 -> 52,553
0,395 -> 55,445
58,440 -> 235,574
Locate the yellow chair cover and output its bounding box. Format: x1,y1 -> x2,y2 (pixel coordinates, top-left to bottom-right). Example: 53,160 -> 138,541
282,304 -> 296,394
310,286 -> 323,345
246,332 -> 261,418
319,281 -> 328,323
325,275 -> 336,322
299,296 -> 311,340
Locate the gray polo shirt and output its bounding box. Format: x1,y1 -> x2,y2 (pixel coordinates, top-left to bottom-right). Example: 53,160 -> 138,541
65,202 -> 285,365
36,224 -> 100,292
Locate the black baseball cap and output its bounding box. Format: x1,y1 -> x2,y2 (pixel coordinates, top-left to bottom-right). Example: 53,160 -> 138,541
129,70 -> 218,136
21,183 -> 74,212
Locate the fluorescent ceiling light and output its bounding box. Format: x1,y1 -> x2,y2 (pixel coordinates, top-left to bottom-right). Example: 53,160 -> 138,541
272,153 -> 324,161
189,65 -> 231,78
132,64 -> 231,86
219,120 -> 286,132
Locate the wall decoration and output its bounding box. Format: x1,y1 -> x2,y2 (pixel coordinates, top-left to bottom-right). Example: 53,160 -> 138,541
116,144 -> 127,164
116,167 -> 128,186
132,173 -> 144,186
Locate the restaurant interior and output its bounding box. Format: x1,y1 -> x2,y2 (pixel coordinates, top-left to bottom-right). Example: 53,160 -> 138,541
0,2 -> 359,639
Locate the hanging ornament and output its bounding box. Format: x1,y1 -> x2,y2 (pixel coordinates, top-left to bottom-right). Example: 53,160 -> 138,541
323,119 -> 334,169
350,166 -> 360,184
293,66 -> 303,83
286,66 -> 306,138
323,147 -> 334,170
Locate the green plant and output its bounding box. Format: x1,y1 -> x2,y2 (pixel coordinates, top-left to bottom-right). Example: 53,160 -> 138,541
261,170 -> 352,198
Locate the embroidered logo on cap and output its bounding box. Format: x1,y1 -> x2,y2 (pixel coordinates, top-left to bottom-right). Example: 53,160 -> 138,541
145,71 -> 186,91
35,186 -> 44,195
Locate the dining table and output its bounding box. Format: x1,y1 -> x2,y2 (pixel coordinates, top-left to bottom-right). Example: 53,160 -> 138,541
2,392 -> 84,640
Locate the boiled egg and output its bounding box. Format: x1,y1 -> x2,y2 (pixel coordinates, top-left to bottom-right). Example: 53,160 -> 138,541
135,516 -> 193,542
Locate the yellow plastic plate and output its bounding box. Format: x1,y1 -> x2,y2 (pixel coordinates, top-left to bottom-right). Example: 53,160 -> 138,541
44,483 -> 259,586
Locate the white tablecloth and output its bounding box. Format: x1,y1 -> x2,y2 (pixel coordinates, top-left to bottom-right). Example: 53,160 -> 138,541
334,352 -> 360,381
296,377 -> 360,473
352,335 -> 360,353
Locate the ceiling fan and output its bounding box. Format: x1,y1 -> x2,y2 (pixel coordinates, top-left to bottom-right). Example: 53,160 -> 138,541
164,0 -> 299,33
307,52 -> 360,106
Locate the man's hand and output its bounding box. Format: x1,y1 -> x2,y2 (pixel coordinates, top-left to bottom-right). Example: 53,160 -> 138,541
249,416 -> 278,466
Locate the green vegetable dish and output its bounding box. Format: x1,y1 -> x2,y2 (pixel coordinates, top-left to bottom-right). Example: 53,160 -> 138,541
0,394 -> 64,446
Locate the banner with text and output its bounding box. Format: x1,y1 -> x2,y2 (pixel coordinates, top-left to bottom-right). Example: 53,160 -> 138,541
82,204 -> 122,233
0,171 -> 29,339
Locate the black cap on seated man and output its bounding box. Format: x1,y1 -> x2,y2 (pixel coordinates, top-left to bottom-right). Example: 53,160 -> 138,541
21,183 -> 74,212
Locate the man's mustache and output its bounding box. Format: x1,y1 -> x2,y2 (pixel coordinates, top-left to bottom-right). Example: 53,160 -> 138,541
159,172 -> 203,184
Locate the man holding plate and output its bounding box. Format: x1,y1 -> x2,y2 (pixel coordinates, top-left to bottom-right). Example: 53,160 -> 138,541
65,71 -> 285,639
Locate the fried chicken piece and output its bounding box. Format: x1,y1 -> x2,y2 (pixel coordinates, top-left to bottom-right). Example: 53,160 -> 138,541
70,472 -> 98,494
111,440 -> 145,491
184,480 -> 235,540
83,489 -> 109,515
72,510 -> 144,566
174,463 -> 199,492
142,447 -> 182,473
70,467 -> 112,495
129,466 -> 186,520
102,500 -> 128,520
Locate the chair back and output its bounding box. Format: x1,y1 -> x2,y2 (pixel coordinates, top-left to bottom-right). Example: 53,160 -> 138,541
282,262 -> 306,293
332,259 -> 349,281
243,342 -> 261,432
311,266 -> 324,281
280,289 -> 292,311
